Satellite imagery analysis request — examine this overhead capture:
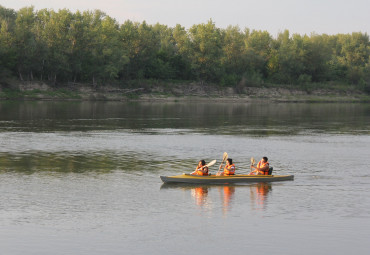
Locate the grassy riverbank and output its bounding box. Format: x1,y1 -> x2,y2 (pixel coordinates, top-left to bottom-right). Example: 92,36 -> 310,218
0,80 -> 369,103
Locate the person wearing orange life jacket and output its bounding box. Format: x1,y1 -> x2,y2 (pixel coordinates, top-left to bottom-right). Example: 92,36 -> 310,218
217,158 -> 235,176
191,160 -> 209,176
249,157 -> 269,175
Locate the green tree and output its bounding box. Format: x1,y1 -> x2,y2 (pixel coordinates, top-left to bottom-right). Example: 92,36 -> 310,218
268,30 -> 305,84
244,29 -> 272,80
0,5 -> 17,79
145,23 -> 175,79
1,5 -> 369,91
35,9 -> 73,84
188,20 -> 223,82
119,21 -> 160,79
338,32 -> 369,84
172,24 -> 192,80
220,26 -> 248,85
84,12 -> 127,85
13,7 -> 38,81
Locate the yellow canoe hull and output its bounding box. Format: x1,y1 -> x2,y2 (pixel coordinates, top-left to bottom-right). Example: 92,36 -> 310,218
160,174 -> 294,184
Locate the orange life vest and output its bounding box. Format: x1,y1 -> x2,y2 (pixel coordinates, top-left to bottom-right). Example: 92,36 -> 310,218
195,166 -> 208,176
257,160 -> 269,175
223,164 -> 235,176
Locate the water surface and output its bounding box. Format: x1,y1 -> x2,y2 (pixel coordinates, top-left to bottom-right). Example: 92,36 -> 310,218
0,101 -> 369,255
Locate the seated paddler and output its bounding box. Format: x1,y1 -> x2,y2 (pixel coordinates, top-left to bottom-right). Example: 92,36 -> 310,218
217,158 -> 235,176
249,156 -> 269,175
191,160 -> 209,176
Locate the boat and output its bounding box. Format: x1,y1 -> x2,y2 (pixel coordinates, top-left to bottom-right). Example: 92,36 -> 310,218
160,173 -> 294,184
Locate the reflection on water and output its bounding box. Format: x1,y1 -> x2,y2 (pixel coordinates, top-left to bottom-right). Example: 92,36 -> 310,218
249,183 -> 272,211
0,152 -> 152,174
191,187 -> 209,207
0,101 -> 369,135
220,186 -> 235,215
161,183 -> 272,215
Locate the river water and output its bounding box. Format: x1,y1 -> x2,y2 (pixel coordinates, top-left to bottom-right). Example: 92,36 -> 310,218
0,101 -> 369,255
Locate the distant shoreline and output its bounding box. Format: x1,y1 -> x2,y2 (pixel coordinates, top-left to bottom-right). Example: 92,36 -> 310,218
0,81 -> 369,103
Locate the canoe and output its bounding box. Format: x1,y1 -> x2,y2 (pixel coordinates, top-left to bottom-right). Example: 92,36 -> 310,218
160,174 -> 294,184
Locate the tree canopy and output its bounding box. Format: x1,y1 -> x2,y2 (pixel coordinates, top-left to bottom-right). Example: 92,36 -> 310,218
1,6 -> 369,90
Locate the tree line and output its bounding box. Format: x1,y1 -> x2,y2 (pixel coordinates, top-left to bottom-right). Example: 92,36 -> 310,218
1,6 -> 369,90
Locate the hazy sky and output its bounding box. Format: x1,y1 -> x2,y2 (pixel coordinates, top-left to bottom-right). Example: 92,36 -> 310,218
1,0 -> 369,36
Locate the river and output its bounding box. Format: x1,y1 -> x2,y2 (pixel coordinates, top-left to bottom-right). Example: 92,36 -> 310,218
0,101 -> 369,255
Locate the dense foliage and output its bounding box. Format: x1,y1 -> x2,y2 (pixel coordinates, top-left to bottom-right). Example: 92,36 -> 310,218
1,6 -> 369,90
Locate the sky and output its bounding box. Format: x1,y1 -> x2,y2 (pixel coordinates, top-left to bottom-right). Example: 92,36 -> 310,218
1,0 -> 369,36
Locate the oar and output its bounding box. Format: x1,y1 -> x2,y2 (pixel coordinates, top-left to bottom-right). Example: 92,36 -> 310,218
206,160 -> 217,168
190,160 -> 216,174
249,157 -> 255,174
217,152 -> 228,175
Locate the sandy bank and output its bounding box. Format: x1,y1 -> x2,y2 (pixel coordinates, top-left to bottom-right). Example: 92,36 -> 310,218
0,81 -> 369,103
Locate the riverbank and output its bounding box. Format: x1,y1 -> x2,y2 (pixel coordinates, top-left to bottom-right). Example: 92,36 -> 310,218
0,81 -> 369,103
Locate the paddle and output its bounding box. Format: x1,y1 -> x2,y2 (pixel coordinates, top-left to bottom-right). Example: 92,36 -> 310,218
190,160 -> 216,174
217,152 -> 228,175
206,160 -> 217,168
249,157 -> 256,174
251,157 -> 255,166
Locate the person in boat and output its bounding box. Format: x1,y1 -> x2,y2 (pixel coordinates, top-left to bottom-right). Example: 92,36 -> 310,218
191,160 -> 209,176
249,157 -> 269,175
217,158 -> 235,176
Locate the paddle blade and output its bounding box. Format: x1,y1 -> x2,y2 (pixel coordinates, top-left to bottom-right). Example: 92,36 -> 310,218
217,152 -> 228,174
206,160 -> 216,167
251,157 -> 255,165
222,152 -> 228,161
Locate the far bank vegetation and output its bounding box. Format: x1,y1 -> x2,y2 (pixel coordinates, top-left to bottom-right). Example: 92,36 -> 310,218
0,5 -> 369,96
